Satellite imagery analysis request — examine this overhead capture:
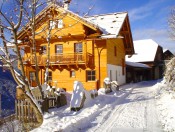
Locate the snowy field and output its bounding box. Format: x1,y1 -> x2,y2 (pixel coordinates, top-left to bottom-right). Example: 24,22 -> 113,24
28,80 -> 175,132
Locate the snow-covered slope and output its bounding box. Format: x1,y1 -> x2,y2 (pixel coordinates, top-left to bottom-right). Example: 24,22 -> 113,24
0,67 -> 17,117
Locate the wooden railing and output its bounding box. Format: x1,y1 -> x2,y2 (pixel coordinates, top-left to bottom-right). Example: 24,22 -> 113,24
23,53 -> 94,66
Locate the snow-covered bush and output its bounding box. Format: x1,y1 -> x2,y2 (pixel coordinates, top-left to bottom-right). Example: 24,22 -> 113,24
164,57 -> 175,91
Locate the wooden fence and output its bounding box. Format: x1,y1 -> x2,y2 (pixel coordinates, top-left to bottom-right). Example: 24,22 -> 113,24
16,88 -> 67,123
15,100 -> 37,123
0,114 -> 16,125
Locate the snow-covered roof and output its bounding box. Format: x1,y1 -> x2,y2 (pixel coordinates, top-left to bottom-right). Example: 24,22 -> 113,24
18,3 -> 128,40
6,40 -> 22,48
163,49 -> 168,53
85,12 -> 127,38
163,49 -> 173,54
126,39 -> 159,62
126,61 -> 150,68
18,4 -> 101,38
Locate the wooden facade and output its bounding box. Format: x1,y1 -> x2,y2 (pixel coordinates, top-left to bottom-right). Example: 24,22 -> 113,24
17,4 -> 134,91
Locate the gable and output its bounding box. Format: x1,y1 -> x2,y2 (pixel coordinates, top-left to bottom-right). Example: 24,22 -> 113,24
85,12 -> 127,35
34,14 -> 94,40
85,12 -> 134,55
119,15 -> 134,55
17,4 -> 102,41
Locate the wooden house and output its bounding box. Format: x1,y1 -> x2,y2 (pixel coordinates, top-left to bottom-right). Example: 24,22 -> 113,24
126,39 -> 164,82
17,4 -> 134,91
163,49 -> 174,64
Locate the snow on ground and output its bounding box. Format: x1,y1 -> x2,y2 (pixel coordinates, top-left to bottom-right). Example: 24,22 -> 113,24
31,83 -> 134,132
156,81 -> 175,132
31,80 -> 175,132
90,80 -> 162,132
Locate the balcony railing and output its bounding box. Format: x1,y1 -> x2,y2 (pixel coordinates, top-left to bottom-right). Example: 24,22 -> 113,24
23,53 -> 93,66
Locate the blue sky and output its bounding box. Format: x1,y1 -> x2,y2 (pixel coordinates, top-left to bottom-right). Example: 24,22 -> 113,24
0,0 -> 175,53
70,0 -> 175,53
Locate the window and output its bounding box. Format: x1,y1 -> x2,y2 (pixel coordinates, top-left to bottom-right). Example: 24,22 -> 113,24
57,19 -> 63,28
70,71 -> 75,77
48,71 -> 52,81
44,71 -> 52,82
55,44 -> 63,54
116,70 -> 118,81
49,19 -> 63,29
110,70 -> 112,81
29,71 -> 36,81
39,45 -> 47,54
86,70 -> 96,81
114,46 -> 117,56
122,59 -> 125,75
50,20 -> 56,29
74,43 -> 83,53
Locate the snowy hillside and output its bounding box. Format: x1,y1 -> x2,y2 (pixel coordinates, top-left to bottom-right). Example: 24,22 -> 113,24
31,80 -> 175,132
0,67 -> 17,117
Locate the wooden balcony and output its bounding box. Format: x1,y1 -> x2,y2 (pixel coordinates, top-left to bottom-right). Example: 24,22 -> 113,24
23,53 -> 94,66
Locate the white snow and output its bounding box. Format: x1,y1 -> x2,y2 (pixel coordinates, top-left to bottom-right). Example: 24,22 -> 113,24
163,48 -> 168,53
6,40 -> 22,47
70,81 -> 91,108
30,80 -> 175,132
85,12 -> 127,36
126,61 -> 150,68
156,81 -> 175,132
103,77 -> 110,85
54,88 -> 66,96
126,39 -> 159,62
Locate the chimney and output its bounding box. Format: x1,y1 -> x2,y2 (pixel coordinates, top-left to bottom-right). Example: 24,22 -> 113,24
63,0 -> 71,10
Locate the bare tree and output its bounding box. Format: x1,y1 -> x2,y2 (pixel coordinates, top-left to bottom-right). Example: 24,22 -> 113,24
168,6 -> 175,40
0,0 -> 73,127
164,6 -> 175,90
0,0 -> 49,127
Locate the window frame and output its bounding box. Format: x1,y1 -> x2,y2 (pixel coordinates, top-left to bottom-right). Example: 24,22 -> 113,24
49,19 -> 63,29
70,70 -> 76,78
49,20 -> 56,29
39,45 -> 47,55
57,19 -> 63,28
55,44 -> 63,54
48,71 -> 52,82
86,70 -> 96,81
29,71 -> 36,81
74,42 -> 83,53
122,58 -> 125,75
